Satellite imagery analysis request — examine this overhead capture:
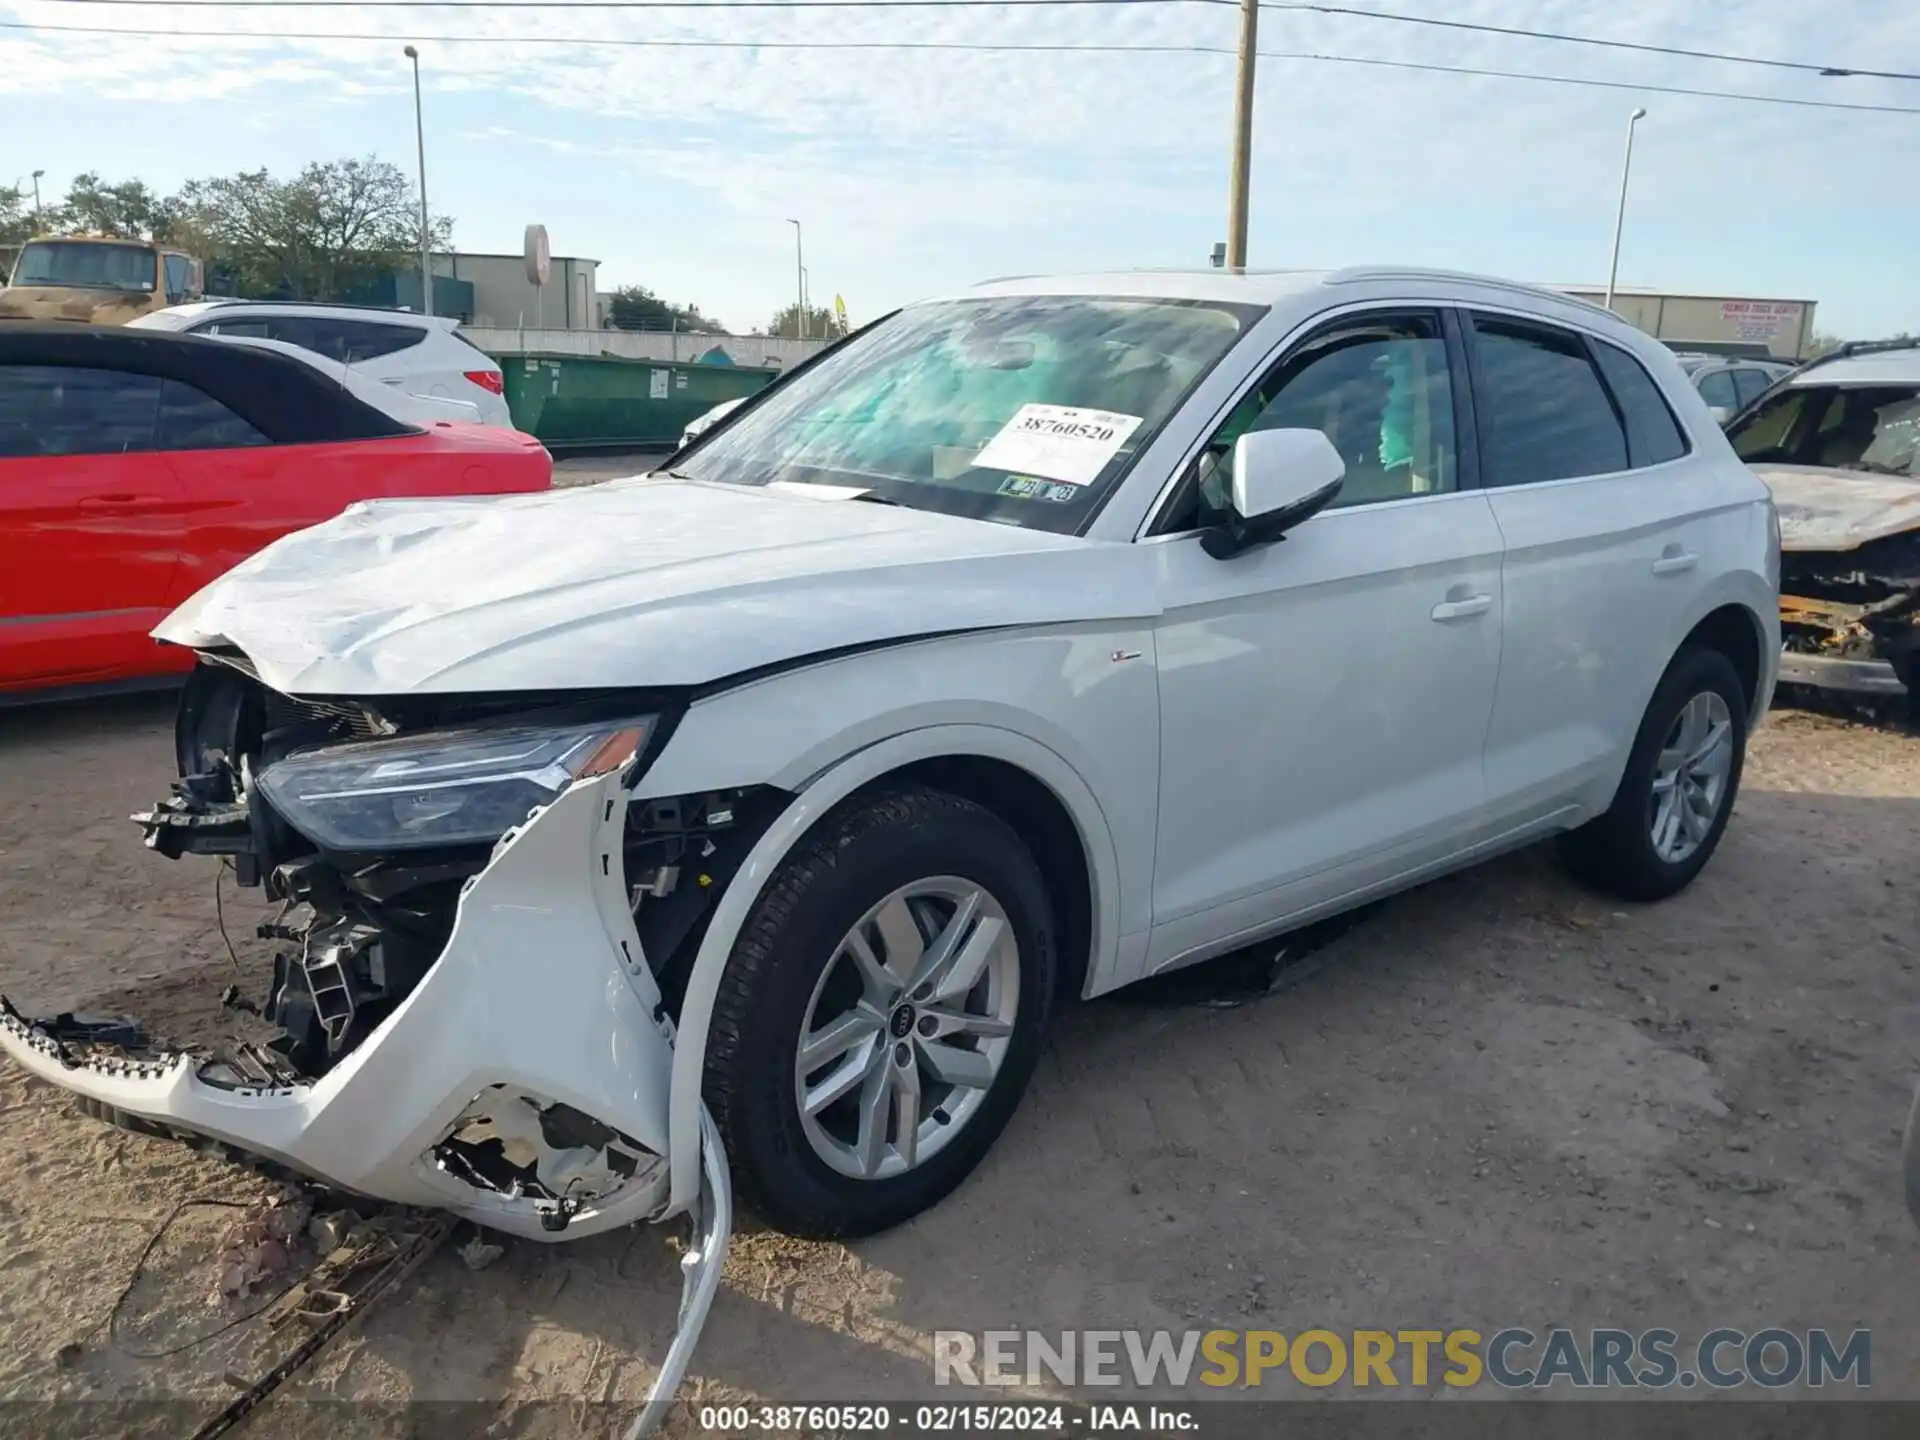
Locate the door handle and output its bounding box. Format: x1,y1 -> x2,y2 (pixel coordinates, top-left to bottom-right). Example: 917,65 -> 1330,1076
1652,546 -> 1699,576
1431,593 -> 1493,622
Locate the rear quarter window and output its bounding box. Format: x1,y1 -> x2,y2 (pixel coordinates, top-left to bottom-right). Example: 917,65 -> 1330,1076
157,379 -> 269,452
331,321 -> 427,361
1591,341 -> 1690,467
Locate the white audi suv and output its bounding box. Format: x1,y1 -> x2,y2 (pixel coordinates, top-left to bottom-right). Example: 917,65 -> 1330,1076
2,266 -> 1780,1421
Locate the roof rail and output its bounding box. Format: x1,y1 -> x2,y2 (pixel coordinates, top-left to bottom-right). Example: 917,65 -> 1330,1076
188,297 -> 441,319
1782,334 -> 1920,379
1321,266 -> 1624,321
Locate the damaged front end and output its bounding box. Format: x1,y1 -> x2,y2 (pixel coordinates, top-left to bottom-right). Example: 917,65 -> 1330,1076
0,657 -> 774,1428
1778,530 -> 1920,705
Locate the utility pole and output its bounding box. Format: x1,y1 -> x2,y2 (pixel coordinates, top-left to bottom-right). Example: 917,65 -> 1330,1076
1604,107 -> 1648,311
786,218 -> 806,339
404,45 -> 434,317
1225,0 -> 1258,269
30,169 -> 43,223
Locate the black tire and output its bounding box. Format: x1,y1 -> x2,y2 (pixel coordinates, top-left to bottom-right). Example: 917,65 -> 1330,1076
703,786 -> 1056,1240
1559,646 -> 1749,902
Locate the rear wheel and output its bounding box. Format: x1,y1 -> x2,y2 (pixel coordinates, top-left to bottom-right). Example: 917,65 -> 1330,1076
703,787 -> 1055,1239
1560,647 -> 1748,901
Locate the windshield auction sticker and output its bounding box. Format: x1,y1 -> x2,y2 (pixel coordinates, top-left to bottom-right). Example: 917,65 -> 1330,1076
972,404 -> 1144,486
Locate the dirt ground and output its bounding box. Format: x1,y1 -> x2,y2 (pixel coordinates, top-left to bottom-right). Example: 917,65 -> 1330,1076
2,693 -> 1917,1427
553,452 -> 671,489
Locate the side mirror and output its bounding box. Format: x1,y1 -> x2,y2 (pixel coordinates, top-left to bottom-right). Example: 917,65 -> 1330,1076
1201,427 -> 1347,560
1708,404 -> 1733,426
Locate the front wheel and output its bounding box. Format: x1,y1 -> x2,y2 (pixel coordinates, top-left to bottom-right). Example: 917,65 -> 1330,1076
702,787 -> 1056,1239
1560,646 -> 1749,901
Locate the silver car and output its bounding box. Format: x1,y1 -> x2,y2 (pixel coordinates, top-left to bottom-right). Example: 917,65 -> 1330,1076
1673,353 -> 1794,425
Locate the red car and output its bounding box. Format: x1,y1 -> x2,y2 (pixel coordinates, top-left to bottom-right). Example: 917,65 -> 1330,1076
0,324 -> 550,701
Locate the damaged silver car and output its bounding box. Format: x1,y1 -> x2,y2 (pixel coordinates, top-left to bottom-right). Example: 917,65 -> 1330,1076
1729,339 -> 1920,711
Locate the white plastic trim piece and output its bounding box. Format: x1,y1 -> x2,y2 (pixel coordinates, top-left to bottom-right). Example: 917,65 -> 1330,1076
626,1106 -> 733,1438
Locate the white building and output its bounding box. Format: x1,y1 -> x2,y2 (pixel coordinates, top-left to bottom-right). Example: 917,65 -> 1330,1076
429,250 -> 601,331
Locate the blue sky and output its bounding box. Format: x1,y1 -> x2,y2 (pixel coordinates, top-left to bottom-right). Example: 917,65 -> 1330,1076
2,0 -> 1916,338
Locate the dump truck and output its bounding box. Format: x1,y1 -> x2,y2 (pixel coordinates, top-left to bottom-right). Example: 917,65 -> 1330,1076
0,233 -> 202,323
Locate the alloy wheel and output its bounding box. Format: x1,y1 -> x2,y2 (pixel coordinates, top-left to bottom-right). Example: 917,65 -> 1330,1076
1649,690 -> 1734,864
794,877 -> 1020,1181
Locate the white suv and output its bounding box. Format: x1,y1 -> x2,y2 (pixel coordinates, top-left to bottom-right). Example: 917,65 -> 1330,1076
1,267 -> 1779,1416
130,300 -> 512,427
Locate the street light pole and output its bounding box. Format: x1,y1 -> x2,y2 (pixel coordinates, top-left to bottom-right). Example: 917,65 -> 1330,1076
1604,107 -> 1647,311
1225,0 -> 1259,269
404,45 -> 433,318
786,218 -> 805,339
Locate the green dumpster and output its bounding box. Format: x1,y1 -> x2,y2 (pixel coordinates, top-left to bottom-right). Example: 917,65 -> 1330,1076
499,353 -> 779,451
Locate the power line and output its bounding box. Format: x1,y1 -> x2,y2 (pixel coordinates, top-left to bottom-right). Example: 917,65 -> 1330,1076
6,18 -> 1920,117
1265,2 -> 1920,85
32,0 -> 1920,84
38,0 -> 1225,6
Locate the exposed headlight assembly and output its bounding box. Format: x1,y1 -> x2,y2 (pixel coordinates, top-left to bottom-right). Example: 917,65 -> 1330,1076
255,718 -> 654,851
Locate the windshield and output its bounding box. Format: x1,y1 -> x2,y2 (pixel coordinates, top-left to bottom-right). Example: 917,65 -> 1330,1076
1728,383 -> 1920,478
673,294 -> 1261,531
11,241 -> 158,293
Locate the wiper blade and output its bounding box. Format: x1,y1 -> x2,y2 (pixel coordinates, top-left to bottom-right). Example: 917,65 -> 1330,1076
849,491 -> 901,506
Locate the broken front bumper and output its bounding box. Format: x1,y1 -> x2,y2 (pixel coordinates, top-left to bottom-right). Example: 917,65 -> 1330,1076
0,769 -> 733,1428
2,772 -> 687,1237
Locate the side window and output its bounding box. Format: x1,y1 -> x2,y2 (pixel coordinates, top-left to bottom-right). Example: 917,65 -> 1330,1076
286,319 -> 424,363
1180,311 -> 1457,527
163,255 -> 192,302
195,319 -> 271,340
0,365 -> 161,458
1696,369 -> 1739,410
156,379 -> 269,452
1591,340 -> 1689,467
1469,315 -> 1627,486
1727,388 -> 1812,462
261,317 -> 324,356
1732,369 -> 1773,407
337,321 -> 425,361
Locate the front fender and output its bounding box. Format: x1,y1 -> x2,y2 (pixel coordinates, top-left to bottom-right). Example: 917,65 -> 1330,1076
655,722 -> 1126,1217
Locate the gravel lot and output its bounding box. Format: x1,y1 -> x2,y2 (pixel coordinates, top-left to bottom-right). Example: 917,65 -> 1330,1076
2,675 -> 1917,1423
554,451 -> 672,488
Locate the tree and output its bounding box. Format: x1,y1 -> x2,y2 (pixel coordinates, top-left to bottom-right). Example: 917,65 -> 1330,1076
769,302 -> 840,340
0,185 -> 37,251
60,172 -> 169,240
607,284 -> 726,333
172,157 -> 451,301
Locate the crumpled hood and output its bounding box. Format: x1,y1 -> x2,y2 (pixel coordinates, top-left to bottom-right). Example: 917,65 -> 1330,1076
0,286 -> 154,323
158,477 -> 1155,695
1750,464 -> 1920,552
